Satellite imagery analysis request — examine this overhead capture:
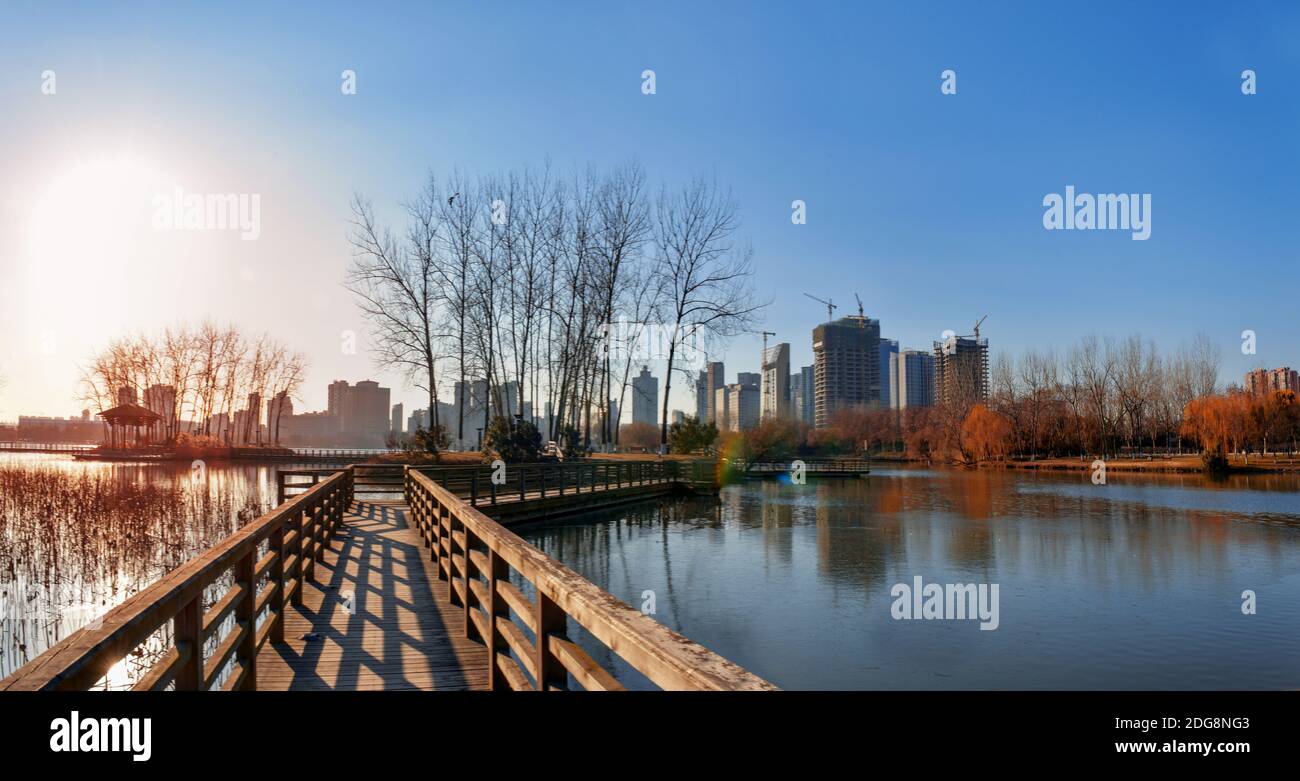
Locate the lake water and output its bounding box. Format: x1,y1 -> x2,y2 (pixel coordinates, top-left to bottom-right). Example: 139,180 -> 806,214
0,452 -> 313,681
5,453 -> 1299,689
519,467 -> 1300,690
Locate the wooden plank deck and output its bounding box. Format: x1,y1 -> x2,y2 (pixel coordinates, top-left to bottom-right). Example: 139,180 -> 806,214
256,500 -> 489,691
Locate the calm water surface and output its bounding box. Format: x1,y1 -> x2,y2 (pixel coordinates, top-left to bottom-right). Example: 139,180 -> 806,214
0,452 -> 333,681
521,467 -> 1300,690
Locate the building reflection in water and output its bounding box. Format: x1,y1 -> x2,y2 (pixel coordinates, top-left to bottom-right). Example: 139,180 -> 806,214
521,465 -> 1300,690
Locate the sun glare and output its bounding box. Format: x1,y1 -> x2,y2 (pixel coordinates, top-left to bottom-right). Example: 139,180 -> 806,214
27,156 -> 162,282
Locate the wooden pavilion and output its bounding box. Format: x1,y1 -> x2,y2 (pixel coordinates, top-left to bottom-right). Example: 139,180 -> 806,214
97,403 -> 163,449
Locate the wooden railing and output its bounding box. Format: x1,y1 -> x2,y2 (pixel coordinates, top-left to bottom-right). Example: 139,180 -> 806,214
404,467 -> 777,691
0,441 -> 96,453
0,469 -> 354,691
279,460 -> 700,507
739,459 -> 872,474
414,460 -> 679,506
278,464 -> 400,503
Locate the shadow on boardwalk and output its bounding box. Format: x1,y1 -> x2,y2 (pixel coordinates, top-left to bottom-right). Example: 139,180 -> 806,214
257,501 -> 489,690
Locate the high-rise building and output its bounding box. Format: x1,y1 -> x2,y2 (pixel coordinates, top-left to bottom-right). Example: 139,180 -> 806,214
715,377 -> 760,432
879,339 -> 899,409
143,384 -> 177,440
894,350 -> 935,409
790,372 -> 805,424
671,409 -> 686,425
705,362 -> 725,423
407,408 -> 427,433
812,315 -> 881,428
266,391 -> 293,441
695,370 -> 709,421
327,379 -> 391,447
932,335 -> 989,409
714,385 -> 732,432
632,366 -> 659,425
761,342 -> 791,421
391,403 -> 404,434
496,381 -> 521,419
731,382 -> 760,431
1245,367 -> 1299,395
790,365 -> 815,425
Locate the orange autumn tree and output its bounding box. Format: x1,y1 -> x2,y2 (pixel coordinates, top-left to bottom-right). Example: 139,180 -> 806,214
1181,394 -> 1233,470
960,404 -> 1014,463
1251,389 -> 1298,455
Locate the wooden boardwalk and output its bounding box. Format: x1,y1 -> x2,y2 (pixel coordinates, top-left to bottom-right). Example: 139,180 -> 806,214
2,461 -> 777,692
256,500 -> 490,691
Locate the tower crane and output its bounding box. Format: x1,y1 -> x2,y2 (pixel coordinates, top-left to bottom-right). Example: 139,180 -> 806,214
802,293 -> 837,324
973,314 -> 987,341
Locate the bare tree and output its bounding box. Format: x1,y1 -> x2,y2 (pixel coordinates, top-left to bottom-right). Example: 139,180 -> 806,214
653,179 -> 765,446
346,192 -> 446,431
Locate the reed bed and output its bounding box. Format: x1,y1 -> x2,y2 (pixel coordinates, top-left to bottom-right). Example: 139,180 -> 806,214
0,464 -> 269,683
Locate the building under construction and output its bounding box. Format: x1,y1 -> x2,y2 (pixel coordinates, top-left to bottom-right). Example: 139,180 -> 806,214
760,342 -> 791,421
932,331 -> 989,409
812,315 -> 881,428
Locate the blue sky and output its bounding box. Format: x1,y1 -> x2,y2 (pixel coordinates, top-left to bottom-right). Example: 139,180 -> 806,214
2,1 -> 1299,418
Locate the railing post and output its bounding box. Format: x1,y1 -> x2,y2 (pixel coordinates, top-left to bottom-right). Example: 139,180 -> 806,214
448,514 -> 464,608
540,468 -> 546,498
172,596 -> 204,691
276,471 -> 286,505
312,502 -> 325,567
471,472 -> 478,506
519,468 -> 526,503
534,591 -> 567,691
487,549 -> 510,691
270,525 -> 285,643
464,528 -> 481,641
437,503 -> 450,580
293,507 -> 306,604
235,549 -> 257,690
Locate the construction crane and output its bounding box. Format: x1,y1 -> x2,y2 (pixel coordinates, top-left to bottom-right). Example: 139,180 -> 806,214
803,293 -> 837,324
854,293 -> 866,329
759,330 -> 776,358
973,314 -> 987,341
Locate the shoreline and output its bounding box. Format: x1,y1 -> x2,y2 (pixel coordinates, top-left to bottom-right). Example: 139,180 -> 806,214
993,456 -> 1300,475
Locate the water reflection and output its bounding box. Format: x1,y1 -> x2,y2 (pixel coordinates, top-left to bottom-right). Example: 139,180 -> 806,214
0,452 -> 298,682
522,467 -> 1300,690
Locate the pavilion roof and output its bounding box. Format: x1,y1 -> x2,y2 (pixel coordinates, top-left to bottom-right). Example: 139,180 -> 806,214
98,403 -> 163,423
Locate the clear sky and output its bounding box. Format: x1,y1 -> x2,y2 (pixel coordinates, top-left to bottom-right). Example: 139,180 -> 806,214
2,1 -> 1299,422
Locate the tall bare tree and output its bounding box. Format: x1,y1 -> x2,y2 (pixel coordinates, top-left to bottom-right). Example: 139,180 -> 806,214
653,179 -> 765,446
